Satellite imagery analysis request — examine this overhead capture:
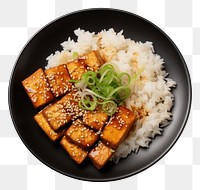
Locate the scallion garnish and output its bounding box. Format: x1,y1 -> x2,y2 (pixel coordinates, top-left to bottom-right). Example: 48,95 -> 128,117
118,72 -> 131,86
102,100 -> 118,116
69,63 -> 142,115
72,51 -> 79,59
78,92 -> 97,110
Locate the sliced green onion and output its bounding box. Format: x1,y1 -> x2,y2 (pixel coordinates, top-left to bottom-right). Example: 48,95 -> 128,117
114,88 -> 131,102
91,86 -> 101,94
82,71 -> 97,87
102,100 -> 118,116
99,63 -> 114,76
72,51 -> 79,59
84,89 -> 110,100
108,86 -> 131,101
118,72 -> 131,86
68,63 -> 133,115
74,80 -> 87,89
110,79 -> 120,88
101,86 -> 114,96
79,92 -> 97,110
99,68 -> 114,85
68,79 -> 80,83
130,67 -> 144,84
73,91 -> 81,102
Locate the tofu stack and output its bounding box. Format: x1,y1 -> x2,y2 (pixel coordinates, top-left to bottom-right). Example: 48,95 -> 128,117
22,51 -> 136,169
89,106 -> 135,169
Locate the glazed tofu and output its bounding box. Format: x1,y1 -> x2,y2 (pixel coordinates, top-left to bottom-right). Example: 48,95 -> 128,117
22,68 -> 54,108
89,141 -> 114,169
42,102 -> 71,131
84,51 -> 104,72
34,112 -> 65,141
66,59 -> 87,80
101,106 -> 136,149
61,91 -> 85,121
66,51 -> 104,80
60,136 -> 88,165
42,91 -> 84,131
66,119 -> 98,149
83,107 -> 108,131
45,64 -> 72,97
42,94 -> 72,131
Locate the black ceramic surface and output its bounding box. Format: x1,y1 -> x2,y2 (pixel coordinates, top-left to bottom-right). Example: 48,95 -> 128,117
9,9 -> 191,181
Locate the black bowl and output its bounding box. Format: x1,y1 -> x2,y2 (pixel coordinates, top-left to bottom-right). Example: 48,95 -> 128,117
8,8 -> 192,181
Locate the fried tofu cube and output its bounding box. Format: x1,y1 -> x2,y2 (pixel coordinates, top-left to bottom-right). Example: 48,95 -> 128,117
42,91 -> 84,131
66,59 -> 87,80
101,106 -> 136,149
89,141 -> 114,169
83,107 -> 108,131
84,51 -> 104,72
22,68 -> 54,108
60,136 -> 88,165
66,51 -> 104,80
42,102 -> 71,131
45,64 -> 72,97
34,112 -> 65,141
42,98 -> 71,131
55,91 -> 85,121
66,119 -> 98,149
60,91 -> 85,121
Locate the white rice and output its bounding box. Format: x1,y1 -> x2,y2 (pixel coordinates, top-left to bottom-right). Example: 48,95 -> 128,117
46,28 -> 176,163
